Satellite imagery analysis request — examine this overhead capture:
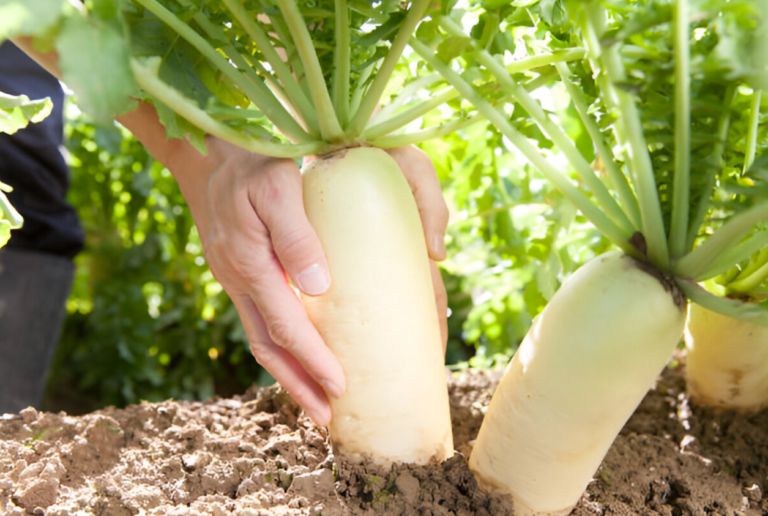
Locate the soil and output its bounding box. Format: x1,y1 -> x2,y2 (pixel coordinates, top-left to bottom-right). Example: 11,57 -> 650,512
1,358 -> 767,516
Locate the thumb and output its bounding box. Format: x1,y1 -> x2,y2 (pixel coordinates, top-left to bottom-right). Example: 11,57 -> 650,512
250,160 -> 331,296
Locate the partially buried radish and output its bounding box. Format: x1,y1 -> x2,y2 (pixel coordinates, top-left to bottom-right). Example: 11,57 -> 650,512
300,147 -> 453,466
469,252 -> 686,516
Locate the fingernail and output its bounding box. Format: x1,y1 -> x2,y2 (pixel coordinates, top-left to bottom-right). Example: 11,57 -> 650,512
296,263 -> 331,296
431,234 -> 446,259
320,379 -> 345,399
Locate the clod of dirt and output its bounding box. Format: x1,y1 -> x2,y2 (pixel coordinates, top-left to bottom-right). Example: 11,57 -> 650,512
2,363 -> 768,515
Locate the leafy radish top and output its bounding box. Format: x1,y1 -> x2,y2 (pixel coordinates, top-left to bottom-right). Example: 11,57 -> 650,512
406,0 -> 768,321
4,0 -> 768,319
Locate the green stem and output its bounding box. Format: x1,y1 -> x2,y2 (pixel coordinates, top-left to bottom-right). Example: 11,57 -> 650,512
372,73 -> 443,123
735,247 -> 768,280
676,278 -> 768,327
585,5 -> 669,269
686,85 -> 737,249
179,0 -> 320,139
349,62 -> 375,115
673,201 -> 768,279
368,114 -> 485,148
131,59 -> 323,158
220,0 -> 320,136
239,53 -> 287,98
523,68 -> 558,91
744,89 -> 762,174
276,0 -> 344,141
347,0 -> 431,137
362,88 -> 460,139
437,17 -> 635,236
333,0 -> 351,127
729,258 -> 768,293
669,0 -> 691,259
505,48 -> 587,74
694,230 -> 768,281
133,0 -> 311,144
410,38 -> 635,255
264,4 -> 311,100
555,62 -> 641,229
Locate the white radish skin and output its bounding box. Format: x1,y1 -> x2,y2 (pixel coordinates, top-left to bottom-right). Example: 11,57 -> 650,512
300,147 -> 453,466
469,252 -> 686,516
685,304 -> 768,411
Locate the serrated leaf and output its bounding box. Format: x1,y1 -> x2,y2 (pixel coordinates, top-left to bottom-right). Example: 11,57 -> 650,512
56,15 -> 137,124
153,98 -> 208,155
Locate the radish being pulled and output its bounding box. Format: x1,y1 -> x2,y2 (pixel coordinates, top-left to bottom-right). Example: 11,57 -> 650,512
301,147 -> 453,464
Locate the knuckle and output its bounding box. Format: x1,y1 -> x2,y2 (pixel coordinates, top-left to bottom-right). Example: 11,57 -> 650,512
249,340 -> 277,368
252,161 -> 300,207
272,226 -> 317,261
265,318 -> 297,350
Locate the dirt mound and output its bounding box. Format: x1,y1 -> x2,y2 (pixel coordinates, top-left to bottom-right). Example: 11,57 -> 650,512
1,363 -> 767,515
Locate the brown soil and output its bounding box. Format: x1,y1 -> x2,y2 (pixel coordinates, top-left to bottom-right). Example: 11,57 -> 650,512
1,360 -> 767,516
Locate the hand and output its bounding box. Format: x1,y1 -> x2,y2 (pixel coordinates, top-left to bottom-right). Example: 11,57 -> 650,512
117,104 -> 449,426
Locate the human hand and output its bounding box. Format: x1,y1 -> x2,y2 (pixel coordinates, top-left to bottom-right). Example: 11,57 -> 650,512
118,103 -> 449,426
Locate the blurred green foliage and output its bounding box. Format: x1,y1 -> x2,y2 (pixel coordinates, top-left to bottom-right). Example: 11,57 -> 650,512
44,104 -> 269,413
427,119 -> 612,370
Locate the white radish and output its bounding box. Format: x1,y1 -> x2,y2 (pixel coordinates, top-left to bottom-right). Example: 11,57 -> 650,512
300,147 -> 453,466
685,303 -> 768,411
468,251 -> 686,516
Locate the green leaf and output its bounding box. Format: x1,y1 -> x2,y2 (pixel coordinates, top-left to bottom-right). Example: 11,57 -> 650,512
0,220 -> 10,248
56,14 -> 137,124
437,36 -> 473,63
0,184 -> 22,231
356,11 -> 405,47
195,60 -> 250,109
152,98 -> 208,154
87,0 -> 118,20
0,0 -> 65,41
538,0 -> 568,29
0,91 -> 52,134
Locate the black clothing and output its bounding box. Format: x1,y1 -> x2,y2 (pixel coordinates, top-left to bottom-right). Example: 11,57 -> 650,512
0,248 -> 75,414
0,41 -> 84,258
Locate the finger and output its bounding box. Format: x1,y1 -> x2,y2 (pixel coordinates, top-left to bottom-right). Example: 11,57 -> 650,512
204,165 -> 345,401
250,160 -> 331,296
386,146 -> 449,261
244,247 -> 347,400
430,260 -> 449,354
231,294 -> 333,426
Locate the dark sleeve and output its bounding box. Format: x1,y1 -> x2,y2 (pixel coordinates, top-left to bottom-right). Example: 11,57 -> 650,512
0,41 -> 84,259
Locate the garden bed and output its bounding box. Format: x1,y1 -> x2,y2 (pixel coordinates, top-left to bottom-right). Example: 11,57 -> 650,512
1,356 -> 767,515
